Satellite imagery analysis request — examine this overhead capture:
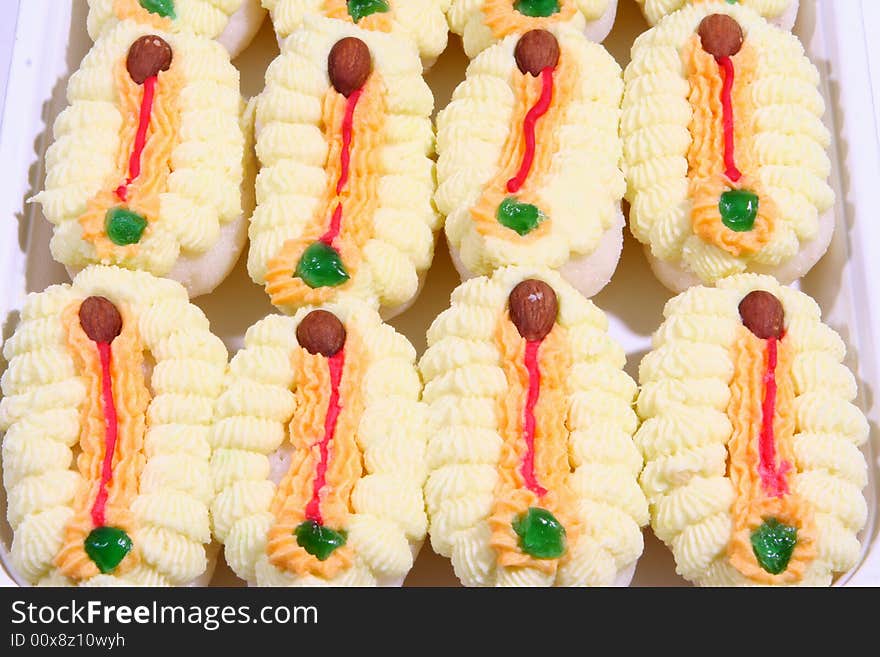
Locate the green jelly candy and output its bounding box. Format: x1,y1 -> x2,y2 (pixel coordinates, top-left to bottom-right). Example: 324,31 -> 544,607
512,507 -> 566,559
105,207 -> 147,246
751,518 -> 798,575
497,197 -> 545,236
719,189 -> 759,232
295,520 -> 347,561
139,0 -> 176,19
84,526 -> 133,574
347,0 -> 390,22
295,241 -> 350,288
514,0 -> 561,18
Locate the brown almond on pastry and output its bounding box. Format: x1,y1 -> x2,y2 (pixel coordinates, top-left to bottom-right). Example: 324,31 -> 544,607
738,290 -> 784,340
79,296 -> 123,344
297,310 -> 347,356
698,14 -> 744,58
515,30 -> 560,77
126,35 -> 173,85
328,37 -> 372,97
509,279 -> 558,342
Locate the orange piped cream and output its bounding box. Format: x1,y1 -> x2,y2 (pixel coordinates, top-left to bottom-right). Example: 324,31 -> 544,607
113,0 -> 175,31
324,0 -> 394,31
481,0 -> 578,40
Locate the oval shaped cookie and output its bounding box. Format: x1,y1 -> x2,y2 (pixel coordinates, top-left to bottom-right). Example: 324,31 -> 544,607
87,0 -> 267,58
447,0 -> 619,58
636,0 -> 798,30
622,4 -> 833,291
262,0 -> 450,69
249,16 -> 437,318
32,20 -> 251,298
421,267 -> 648,586
436,27 -> 624,298
212,301 -> 427,586
635,274 -> 869,586
0,266 -> 228,586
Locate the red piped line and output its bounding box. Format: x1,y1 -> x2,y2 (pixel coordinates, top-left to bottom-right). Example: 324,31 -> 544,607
507,67 -> 555,194
90,342 -> 119,527
717,56 -> 742,183
758,336 -> 790,497
520,339 -> 548,497
304,349 -> 345,525
115,75 -> 158,202
336,88 -> 362,195
320,204 -> 343,246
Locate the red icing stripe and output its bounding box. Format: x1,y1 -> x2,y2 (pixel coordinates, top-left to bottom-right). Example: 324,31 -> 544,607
90,342 -> 119,527
520,339 -> 548,497
115,75 -> 158,202
717,56 -> 742,183
758,337 -> 791,497
507,67 -> 555,194
320,204 -> 344,246
304,349 -> 346,525
336,88 -> 362,195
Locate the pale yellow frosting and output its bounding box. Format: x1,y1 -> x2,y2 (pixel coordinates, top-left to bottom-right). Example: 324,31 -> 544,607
635,274 -> 868,586
0,265 -> 228,586
421,266 -> 647,586
622,3 -> 832,284
212,300 -> 427,586
262,0 -> 450,65
436,26 -> 624,277
447,0 -> 612,58
33,20 -> 245,279
636,0 -> 792,27
88,0 -> 248,41
249,15 -> 437,313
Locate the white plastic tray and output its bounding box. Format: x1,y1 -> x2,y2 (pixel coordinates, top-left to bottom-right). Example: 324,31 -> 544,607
0,0 -> 877,586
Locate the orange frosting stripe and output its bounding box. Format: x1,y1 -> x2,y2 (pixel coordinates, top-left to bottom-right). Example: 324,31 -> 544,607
685,36 -> 776,257
323,0 -> 394,32
488,314 -> 580,575
78,58 -> 183,260
113,0 -> 175,31
470,50 -> 577,243
481,0 -> 577,40
55,300 -> 150,581
266,330 -> 366,579
264,74 -> 386,308
725,327 -> 816,584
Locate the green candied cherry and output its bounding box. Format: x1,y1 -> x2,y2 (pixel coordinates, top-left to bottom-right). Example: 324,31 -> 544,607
84,526 -> 133,574
497,197 -> 546,236
139,0 -> 176,19
295,241 -> 350,288
751,518 -> 798,575
105,207 -> 147,246
294,520 -> 347,561
347,0 -> 390,22
512,507 -> 566,559
514,0 -> 561,18
719,189 -> 759,232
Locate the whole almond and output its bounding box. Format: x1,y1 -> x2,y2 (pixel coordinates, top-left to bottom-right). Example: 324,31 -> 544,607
328,37 -> 372,97
126,35 -> 173,85
514,30 -> 560,77
698,14 -> 744,58
508,279 -> 558,342
79,296 -> 123,344
297,310 -> 347,356
738,290 -> 784,340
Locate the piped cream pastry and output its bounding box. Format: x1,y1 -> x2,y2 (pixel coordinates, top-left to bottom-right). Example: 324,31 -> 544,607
436,27 -> 625,298
0,266 -> 228,586
87,0 -> 268,58
635,274 -> 869,586
622,3 -> 833,292
421,267 -> 648,586
212,302 -> 427,586
33,21 -> 252,298
262,0 -> 450,69
636,0 -> 798,30
249,15 -> 437,319
448,0 -> 618,58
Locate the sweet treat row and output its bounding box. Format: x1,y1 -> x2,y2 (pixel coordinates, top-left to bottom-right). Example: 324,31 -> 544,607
1,0 -> 868,588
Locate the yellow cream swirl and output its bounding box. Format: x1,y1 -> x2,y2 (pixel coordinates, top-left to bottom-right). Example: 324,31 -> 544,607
636,0 -> 793,27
